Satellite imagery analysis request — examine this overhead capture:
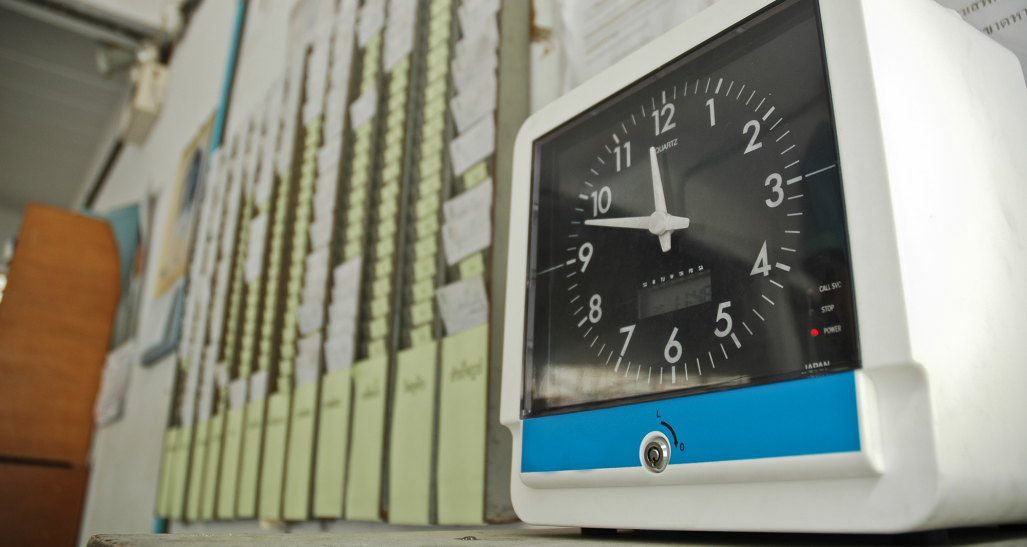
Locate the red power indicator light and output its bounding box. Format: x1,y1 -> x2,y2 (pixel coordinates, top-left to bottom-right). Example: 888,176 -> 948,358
811,328 -> 819,337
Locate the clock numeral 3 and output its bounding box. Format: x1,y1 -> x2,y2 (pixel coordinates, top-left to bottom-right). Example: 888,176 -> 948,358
765,173 -> 783,207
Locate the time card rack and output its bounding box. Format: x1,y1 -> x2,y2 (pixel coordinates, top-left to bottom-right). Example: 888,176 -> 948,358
155,0 -> 528,527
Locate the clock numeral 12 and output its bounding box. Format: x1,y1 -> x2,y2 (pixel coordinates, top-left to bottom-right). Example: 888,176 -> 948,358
614,141 -> 631,172
652,103 -> 677,135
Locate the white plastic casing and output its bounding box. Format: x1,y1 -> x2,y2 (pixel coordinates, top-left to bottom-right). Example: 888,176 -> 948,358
500,0 -> 1027,533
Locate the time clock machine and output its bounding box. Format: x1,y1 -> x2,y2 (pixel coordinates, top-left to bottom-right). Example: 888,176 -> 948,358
500,0 -> 1027,533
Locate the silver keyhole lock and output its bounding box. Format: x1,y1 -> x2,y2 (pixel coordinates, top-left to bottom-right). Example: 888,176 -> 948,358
639,432 -> 671,473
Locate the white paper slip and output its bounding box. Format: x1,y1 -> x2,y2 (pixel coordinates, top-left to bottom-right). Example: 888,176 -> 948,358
299,302 -> 326,336
324,114 -> 345,143
306,245 -> 330,273
383,0 -> 418,71
313,191 -> 337,223
436,275 -> 489,336
217,364 -> 229,389
302,283 -> 327,315
309,217 -> 334,250
303,266 -> 329,296
455,15 -> 499,60
94,341 -> 134,426
442,207 -> 491,266
303,99 -> 324,126
444,177 -> 493,223
324,336 -> 355,373
333,257 -> 363,287
451,52 -> 497,95
318,141 -> 343,174
229,377 -> 249,409
450,73 -> 497,133
458,0 -> 500,31
245,213 -> 268,283
296,352 -> 321,387
327,320 -> 357,344
449,115 -> 495,176
250,370 -> 268,401
255,165 -> 274,206
358,0 -> 386,46
329,297 -> 359,325
299,331 -> 323,356
349,88 -> 378,131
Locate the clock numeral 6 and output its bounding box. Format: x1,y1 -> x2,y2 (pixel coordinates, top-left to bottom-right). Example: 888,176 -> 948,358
664,328 -> 683,364
714,301 -> 733,338
578,242 -> 593,272
589,294 -> 603,323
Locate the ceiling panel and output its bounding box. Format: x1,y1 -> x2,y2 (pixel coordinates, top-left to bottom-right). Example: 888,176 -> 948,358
0,5 -> 131,217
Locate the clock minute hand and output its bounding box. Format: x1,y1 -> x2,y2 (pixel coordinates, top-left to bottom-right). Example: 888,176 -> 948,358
650,146 -> 668,214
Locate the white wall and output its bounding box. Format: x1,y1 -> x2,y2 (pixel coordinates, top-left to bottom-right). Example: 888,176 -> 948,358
78,1 -> 238,542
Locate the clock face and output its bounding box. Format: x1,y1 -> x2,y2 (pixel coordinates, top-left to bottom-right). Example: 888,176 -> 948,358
524,0 -> 860,417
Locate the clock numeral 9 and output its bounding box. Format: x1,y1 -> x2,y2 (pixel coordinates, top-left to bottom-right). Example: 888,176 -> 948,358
578,242 -> 593,272
589,294 -> 603,323
765,173 -> 783,207
664,328 -> 683,363
590,187 -> 612,216
652,103 -> 677,136
714,301 -> 733,337
614,141 -> 631,172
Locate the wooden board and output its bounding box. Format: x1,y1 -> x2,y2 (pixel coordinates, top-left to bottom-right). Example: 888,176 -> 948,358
0,204 -> 120,466
0,462 -> 88,547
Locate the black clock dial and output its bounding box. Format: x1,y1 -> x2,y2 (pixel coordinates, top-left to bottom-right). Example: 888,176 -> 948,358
524,0 -> 860,417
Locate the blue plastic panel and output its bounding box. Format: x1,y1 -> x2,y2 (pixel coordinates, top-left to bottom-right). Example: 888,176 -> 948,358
522,372 -> 860,473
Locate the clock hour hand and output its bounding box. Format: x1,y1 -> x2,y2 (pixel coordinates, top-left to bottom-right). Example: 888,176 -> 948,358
583,217 -> 650,230
584,215 -> 690,231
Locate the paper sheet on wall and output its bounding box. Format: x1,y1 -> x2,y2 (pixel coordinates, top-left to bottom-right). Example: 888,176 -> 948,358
387,343 -> 437,525
450,72 -> 497,133
384,0 -> 418,71
449,115 -> 495,176
94,341 -> 134,426
358,0 -> 387,46
442,207 -> 491,266
350,88 -> 378,131
245,213 -> 268,283
444,177 -> 493,222
345,356 -> 389,521
313,367 -> 352,517
934,0 -> 1027,79
436,275 -> 489,335
436,323 -> 489,524
555,0 -> 714,94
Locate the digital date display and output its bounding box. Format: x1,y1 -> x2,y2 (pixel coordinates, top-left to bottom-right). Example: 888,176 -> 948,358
638,271 -> 712,320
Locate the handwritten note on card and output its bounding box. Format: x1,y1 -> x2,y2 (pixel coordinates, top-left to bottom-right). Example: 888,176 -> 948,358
436,275 -> 489,335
